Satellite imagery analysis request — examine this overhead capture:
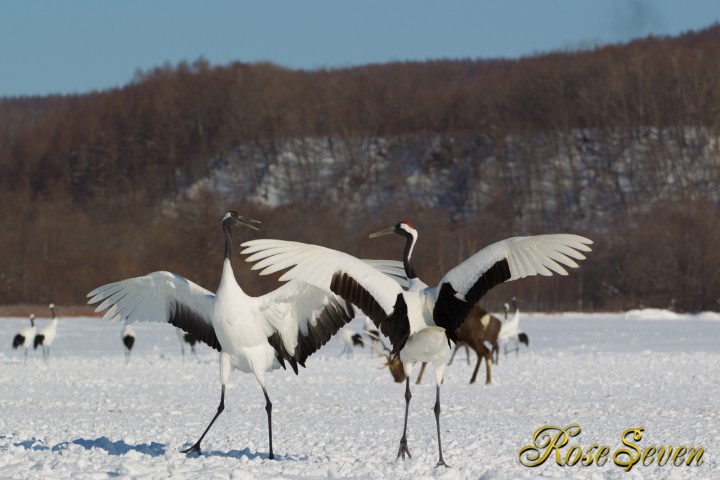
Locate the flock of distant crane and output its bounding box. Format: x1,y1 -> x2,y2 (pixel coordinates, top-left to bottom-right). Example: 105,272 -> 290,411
12,304 -> 57,362
12,211 -> 592,467
12,304 -> 201,363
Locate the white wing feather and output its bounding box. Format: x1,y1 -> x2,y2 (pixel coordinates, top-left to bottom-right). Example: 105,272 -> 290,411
439,234 -> 592,296
251,281 -> 345,357
361,259 -> 408,288
241,239 -> 404,316
87,271 -> 215,327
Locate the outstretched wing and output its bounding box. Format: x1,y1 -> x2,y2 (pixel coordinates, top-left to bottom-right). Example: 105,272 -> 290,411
241,239 -> 411,353
362,259 -> 408,288
87,271 -> 221,351
252,281 -> 355,373
431,234 -> 592,342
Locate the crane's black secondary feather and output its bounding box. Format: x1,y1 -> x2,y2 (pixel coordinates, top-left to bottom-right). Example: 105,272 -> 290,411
330,271 -> 410,354
269,298 -> 355,372
433,259 -> 511,343
168,302 -> 222,352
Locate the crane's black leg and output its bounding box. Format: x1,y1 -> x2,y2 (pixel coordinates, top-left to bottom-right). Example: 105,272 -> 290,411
262,387 -> 274,459
434,386 -> 449,468
397,377 -> 412,460
181,385 -> 225,456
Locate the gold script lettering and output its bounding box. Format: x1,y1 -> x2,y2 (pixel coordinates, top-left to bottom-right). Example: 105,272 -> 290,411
518,424 -> 581,467
613,427 -> 644,472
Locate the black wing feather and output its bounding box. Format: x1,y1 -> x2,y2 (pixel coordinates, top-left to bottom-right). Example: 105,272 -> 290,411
433,259 -> 511,343
270,297 -> 355,373
267,331 -> 295,373
331,271 -> 410,354
34,334 -> 45,349
168,302 -> 222,352
12,334 -> 24,349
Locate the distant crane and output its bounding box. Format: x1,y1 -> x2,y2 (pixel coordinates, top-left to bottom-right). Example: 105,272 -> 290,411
177,328 -> 199,360
34,303 -> 59,362
12,314 -> 36,363
498,297 -> 528,360
338,327 -> 364,357
121,324 -> 136,363
88,211 -> 366,459
241,222 -> 592,467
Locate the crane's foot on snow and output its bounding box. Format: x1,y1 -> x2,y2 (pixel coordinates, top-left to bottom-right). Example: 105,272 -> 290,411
396,437 -> 412,460
435,458 -> 450,468
180,442 -> 202,456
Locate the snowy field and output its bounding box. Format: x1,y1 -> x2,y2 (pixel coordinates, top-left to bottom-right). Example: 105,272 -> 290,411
2,311 -> 719,479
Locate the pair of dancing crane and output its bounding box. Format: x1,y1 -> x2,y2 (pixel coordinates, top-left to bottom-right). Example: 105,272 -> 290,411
87,211 -> 592,467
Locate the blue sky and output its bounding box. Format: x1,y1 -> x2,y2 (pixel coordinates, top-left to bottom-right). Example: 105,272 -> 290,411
2,0 -> 719,97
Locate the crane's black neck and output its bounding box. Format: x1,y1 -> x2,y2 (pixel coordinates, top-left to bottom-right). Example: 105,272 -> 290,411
30,317 -> 35,327
224,224 -> 233,260
401,233 -> 417,280
50,309 -> 56,320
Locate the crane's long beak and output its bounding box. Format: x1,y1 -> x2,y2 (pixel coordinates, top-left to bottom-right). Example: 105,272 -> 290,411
239,216 -> 261,231
369,226 -> 395,238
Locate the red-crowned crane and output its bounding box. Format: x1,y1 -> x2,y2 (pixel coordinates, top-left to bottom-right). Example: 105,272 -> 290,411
240,222 -> 592,467
338,326 -> 364,358
498,297 -> 528,359
176,328 -> 199,360
13,314 -> 36,363
34,303 -> 58,362
87,211 -> 401,459
121,324 -> 136,363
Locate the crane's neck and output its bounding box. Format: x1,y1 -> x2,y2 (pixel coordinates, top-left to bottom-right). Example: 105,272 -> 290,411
219,224 -> 246,297
50,309 -> 56,321
224,224 -> 233,260
402,232 -> 417,280
30,317 -> 35,327
510,299 -> 519,323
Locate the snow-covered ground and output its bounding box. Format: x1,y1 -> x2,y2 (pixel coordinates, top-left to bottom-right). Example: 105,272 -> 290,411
1,311 -> 719,479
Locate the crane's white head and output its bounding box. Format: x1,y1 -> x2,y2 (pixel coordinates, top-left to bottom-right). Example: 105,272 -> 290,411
49,303 -> 55,310
222,211 -> 261,231
30,313 -> 36,319
369,221 -> 417,240
369,221 -> 419,269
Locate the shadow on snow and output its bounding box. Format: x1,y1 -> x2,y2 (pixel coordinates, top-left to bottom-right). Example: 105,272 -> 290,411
27,437 -> 168,456
12,437 -> 302,461
182,447 -> 276,460
72,437 -> 166,456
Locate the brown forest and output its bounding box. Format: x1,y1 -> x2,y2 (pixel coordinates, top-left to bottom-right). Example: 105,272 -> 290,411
1,26 -> 720,312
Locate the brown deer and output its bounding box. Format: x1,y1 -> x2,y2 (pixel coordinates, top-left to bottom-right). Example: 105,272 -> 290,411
365,332 -> 407,383
415,304 -> 502,385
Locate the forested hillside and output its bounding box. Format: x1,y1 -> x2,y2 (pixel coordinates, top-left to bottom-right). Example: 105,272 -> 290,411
2,25 -> 719,311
